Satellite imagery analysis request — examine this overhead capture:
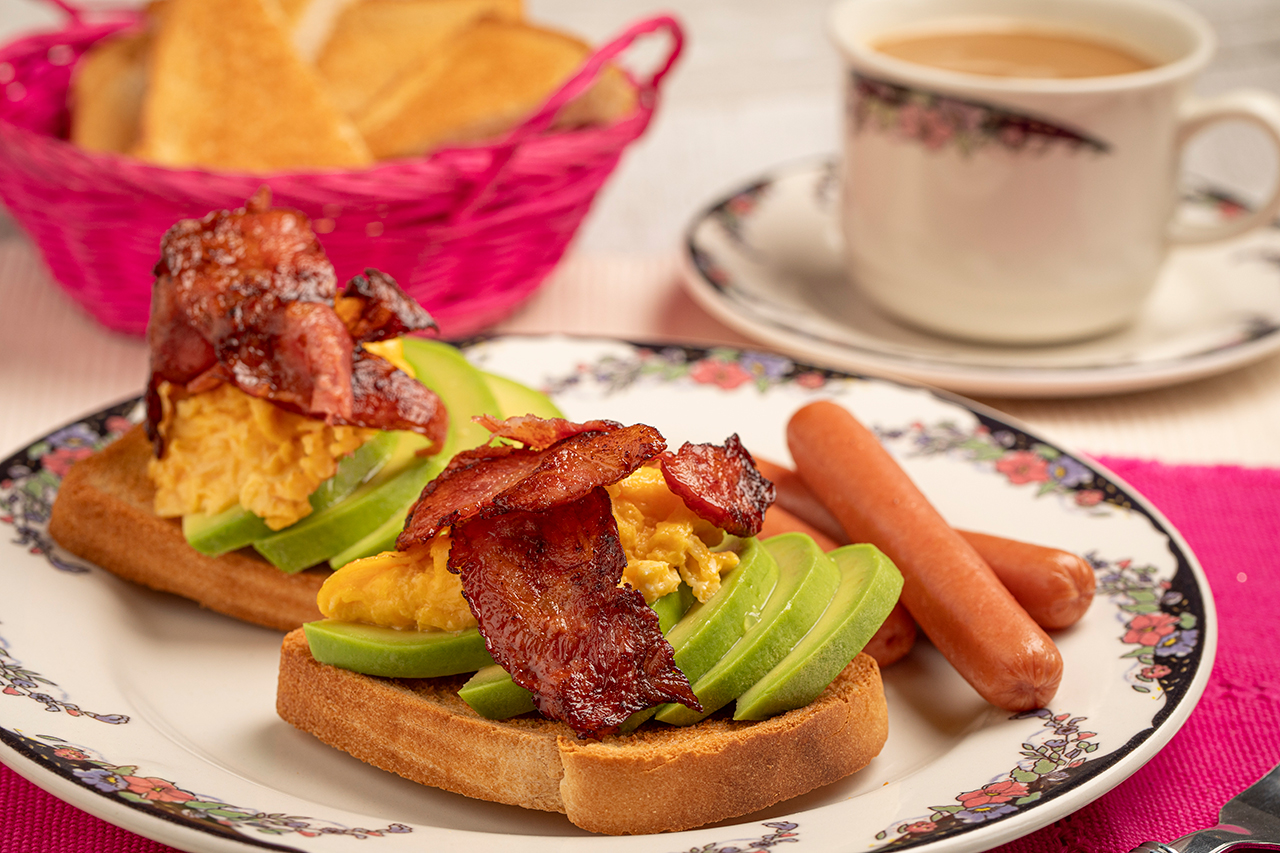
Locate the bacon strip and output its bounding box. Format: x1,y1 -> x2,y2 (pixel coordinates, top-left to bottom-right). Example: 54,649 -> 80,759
448,488 -> 700,738
660,434 -> 775,537
473,414 -> 623,450
396,423 -> 665,548
338,268 -> 437,343
145,188 -> 446,455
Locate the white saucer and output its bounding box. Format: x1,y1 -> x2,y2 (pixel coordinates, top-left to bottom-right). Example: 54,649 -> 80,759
680,159 -> 1280,397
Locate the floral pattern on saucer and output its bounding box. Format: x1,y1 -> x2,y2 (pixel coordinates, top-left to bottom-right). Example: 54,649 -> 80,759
852,74 -> 1110,155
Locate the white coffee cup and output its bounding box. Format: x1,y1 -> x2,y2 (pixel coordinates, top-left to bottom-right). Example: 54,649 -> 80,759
829,0 -> 1280,345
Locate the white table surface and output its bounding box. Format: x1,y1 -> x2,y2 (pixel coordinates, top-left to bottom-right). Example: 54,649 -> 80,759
3,0 -> 1280,468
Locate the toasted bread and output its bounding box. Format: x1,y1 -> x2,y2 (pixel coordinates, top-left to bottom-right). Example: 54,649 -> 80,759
69,28 -> 150,154
354,18 -> 633,159
48,426 -> 326,631
133,0 -> 373,171
315,0 -> 523,117
276,628 -> 889,834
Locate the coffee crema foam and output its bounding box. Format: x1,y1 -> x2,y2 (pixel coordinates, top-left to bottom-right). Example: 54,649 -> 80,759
873,28 -> 1156,79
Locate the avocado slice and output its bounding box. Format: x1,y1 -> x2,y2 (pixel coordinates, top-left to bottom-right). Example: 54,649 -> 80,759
481,370 -> 564,419
326,363 -> 560,568
663,537 -> 779,684
303,619 -> 494,678
252,338 -> 500,571
182,428 -> 404,556
252,453 -> 437,572
456,664 -> 534,720
654,532 -> 841,726
734,543 -> 903,721
457,585 -> 697,721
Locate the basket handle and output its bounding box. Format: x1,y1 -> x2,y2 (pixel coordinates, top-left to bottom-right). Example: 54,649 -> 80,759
43,0 -> 85,24
451,14 -> 686,220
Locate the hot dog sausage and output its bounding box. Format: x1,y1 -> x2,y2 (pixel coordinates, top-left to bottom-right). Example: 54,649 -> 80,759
755,458 -> 849,544
956,531 -> 1095,630
756,455 -> 1094,630
759,502 -> 841,551
760,502 -> 917,667
786,400 -> 1063,711
860,601 -> 917,669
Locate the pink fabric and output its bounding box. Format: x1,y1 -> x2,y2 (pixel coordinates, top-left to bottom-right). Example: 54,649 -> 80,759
995,456 -> 1280,853
2,456 -> 1278,852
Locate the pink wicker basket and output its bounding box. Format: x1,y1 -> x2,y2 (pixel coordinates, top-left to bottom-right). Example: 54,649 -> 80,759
0,6 -> 683,337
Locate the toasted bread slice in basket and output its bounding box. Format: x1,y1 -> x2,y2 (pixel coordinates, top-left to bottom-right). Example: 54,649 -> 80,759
315,0 -> 523,117
354,17 -> 633,159
69,28 -> 149,154
133,0 -> 372,171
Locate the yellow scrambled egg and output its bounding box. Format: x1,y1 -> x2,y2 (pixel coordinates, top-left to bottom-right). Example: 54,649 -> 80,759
149,338 -> 410,531
317,465 -> 741,631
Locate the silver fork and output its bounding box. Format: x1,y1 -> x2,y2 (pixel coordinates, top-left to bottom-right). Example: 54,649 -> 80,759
1131,763 -> 1280,853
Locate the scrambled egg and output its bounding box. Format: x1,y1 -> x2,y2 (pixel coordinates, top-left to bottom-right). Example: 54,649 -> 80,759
149,338 -> 410,531
607,465 -> 739,603
318,465 -> 741,631
317,537 -> 474,630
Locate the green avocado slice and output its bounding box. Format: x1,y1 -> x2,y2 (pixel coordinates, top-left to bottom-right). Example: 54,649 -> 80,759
251,338 -> 500,572
182,427 -> 404,556
734,543 -> 903,721
326,361 -> 561,569
303,619 -> 493,678
663,537 -> 778,684
654,533 -> 841,726
481,370 -> 564,419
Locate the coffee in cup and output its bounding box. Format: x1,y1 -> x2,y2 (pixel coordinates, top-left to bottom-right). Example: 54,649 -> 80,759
872,28 -> 1154,79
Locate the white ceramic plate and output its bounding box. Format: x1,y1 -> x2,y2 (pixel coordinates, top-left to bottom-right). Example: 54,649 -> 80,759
0,335 -> 1215,853
681,159 -> 1280,397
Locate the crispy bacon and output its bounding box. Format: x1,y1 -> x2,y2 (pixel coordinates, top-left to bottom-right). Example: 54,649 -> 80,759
396,445 -> 546,547
338,269 -> 437,343
145,187 -> 446,455
396,416 -> 782,737
448,488 -> 700,738
473,414 -> 623,450
660,434 -> 775,537
396,423 -> 665,548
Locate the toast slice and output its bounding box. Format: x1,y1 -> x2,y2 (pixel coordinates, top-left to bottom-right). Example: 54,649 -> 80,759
276,629 -> 889,835
69,28 -> 150,154
315,0 -> 523,117
48,426 -> 327,631
133,0 -> 372,171
354,18 -> 634,159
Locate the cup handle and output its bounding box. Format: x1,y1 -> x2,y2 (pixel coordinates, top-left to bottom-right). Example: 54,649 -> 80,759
1169,90 -> 1280,245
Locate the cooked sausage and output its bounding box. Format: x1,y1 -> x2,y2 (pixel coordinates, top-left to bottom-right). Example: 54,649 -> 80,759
956,531 -> 1095,630
860,601 -> 917,668
759,502 -> 841,551
757,455 -> 1094,631
760,503 -> 917,667
786,400 -> 1063,711
756,457 -> 849,544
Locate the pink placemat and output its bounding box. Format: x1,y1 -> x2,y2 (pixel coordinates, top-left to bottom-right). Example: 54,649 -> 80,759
2,455 -> 1278,852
